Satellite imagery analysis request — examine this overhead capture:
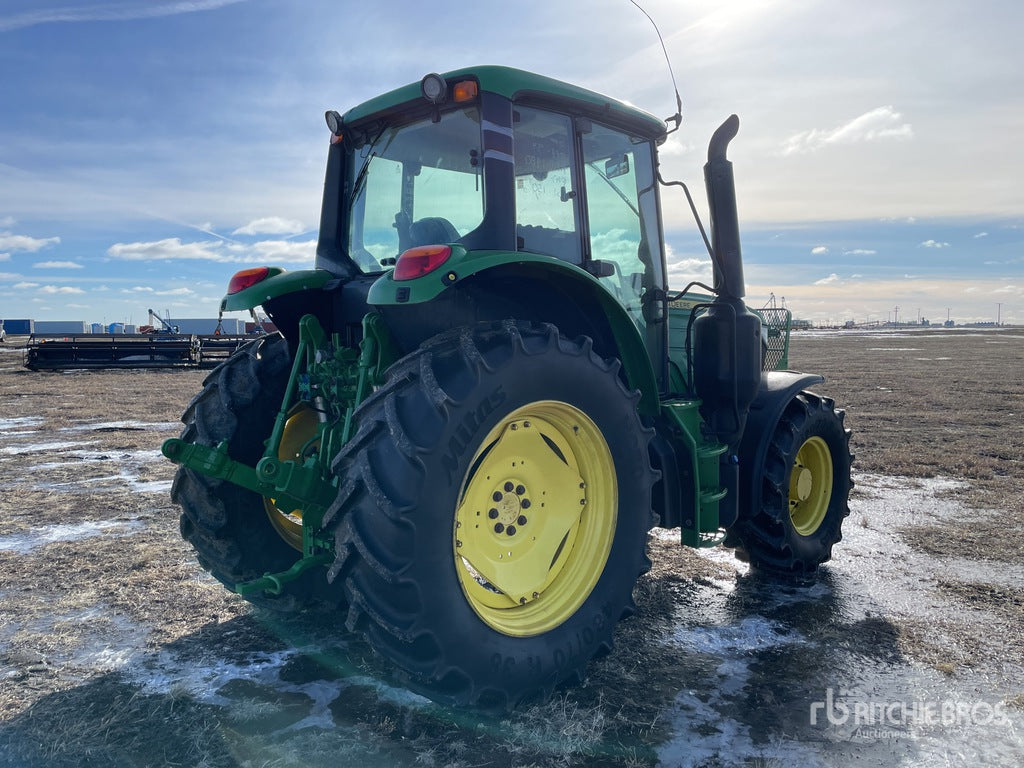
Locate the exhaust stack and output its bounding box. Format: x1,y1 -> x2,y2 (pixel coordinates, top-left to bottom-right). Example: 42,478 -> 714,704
692,115 -> 762,453
704,114 -> 745,300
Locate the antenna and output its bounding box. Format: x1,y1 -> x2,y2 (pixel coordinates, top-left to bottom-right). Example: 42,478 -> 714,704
630,0 -> 683,133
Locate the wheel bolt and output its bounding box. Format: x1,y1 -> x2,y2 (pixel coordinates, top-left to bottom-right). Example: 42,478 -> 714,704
517,515 -> 527,526
504,481 -> 514,492
521,499 -> 531,509
494,523 -> 504,533
506,525 -> 517,536
488,508 -> 499,519
515,484 -> 525,495
493,491 -> 503,502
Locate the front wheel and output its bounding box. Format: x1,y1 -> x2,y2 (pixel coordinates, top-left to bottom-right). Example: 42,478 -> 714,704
323,322 -> 656,708
728,391 -> 853,573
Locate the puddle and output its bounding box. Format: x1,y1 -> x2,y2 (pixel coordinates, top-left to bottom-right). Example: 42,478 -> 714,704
0,519 -> 144,554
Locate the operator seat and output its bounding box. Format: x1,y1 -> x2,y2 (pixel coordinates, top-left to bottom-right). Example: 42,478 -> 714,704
408,217 -> 460,246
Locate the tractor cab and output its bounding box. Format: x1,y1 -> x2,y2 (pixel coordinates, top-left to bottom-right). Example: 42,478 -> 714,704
315,67 -> 669,383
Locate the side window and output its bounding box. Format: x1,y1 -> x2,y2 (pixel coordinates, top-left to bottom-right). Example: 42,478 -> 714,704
513,108 -> 581,264
581,125 -> 662,329
357,156 -> 403,266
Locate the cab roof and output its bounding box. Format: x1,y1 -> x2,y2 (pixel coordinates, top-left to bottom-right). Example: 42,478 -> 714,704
341,65 -> 667,140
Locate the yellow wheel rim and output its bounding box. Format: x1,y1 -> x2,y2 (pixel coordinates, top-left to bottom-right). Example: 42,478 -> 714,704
788,436 -> 833,536
263,405 -> 320,552
453,401 -> 617,637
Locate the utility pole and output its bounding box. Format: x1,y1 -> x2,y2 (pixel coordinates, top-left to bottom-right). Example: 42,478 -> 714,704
894,306 -> 900,325
997,303 -> 1002,326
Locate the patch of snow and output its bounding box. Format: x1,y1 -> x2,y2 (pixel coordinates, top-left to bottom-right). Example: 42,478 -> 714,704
0,519 -> 144,553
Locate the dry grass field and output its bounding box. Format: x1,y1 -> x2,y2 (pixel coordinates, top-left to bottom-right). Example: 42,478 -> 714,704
0,328 -> 1021,767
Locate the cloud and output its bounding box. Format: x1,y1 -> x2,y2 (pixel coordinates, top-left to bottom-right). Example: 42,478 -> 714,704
122,286 -> 155,293
843,249 -> 877,256
39,285 -> 85,294
0,1 -> 248,32
232,217 -> 306,236
34,260 -> 84,269
13,281 -> 40,289
228,240 -> 315,264
0,253 -> 8,262
811,246 -> 829,255
814,273 -> 841,285
154,287 -> 196,296
974,232 -> 989,238
108,238 -> 225,261
993,285 -> 1018,294
783,106 -> 913,155
0,233 -> 60,252
0,216 -> 14,227
920,239 -> 950,248
107,237 -> 315,264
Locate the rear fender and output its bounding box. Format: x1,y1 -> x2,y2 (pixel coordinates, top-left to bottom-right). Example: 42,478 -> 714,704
220,268 -> 334,313
737,371 -> 826,519
368,251 -> 660,418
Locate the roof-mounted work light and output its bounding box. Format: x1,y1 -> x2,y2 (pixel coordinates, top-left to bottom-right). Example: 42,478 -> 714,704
420,73 -> 448,104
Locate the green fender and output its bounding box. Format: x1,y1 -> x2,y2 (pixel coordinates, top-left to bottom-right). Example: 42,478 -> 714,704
219,268 -> 334,313
367,247 -> 660,418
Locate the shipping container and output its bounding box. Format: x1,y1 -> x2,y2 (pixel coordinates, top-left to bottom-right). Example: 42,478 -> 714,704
34,320 -> 89,334
170,318 -> 245,335
90,323 -> 105,334
245,320 -> 278,334
1,319 -> 34,334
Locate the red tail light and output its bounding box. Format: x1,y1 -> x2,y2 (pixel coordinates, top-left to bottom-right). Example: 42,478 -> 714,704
227,267 -> 271,294
393,245 -> 452,281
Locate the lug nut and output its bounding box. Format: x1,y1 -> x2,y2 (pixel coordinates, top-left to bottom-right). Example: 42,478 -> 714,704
517,515 -> 527,526
506,525 -> 517,536
521,499 -> 531,509
488,508 -> 499,519
515,484 -> 525,495
494,523 -> 504,533
493,491 -> 503,502
504,481 -> 514,492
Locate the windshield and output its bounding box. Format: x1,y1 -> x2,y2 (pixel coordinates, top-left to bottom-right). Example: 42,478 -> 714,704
346,107 -> 484,271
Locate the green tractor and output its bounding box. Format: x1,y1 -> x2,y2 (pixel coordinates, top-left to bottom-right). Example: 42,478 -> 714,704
163,66 -> 852,708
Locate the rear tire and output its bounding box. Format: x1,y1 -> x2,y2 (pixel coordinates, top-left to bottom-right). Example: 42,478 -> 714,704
728,391 -> 852,573
324,322 -> 656,707
171,334 -> 335,611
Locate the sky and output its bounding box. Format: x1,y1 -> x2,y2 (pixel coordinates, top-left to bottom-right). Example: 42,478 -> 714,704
0,0 -> 1021,327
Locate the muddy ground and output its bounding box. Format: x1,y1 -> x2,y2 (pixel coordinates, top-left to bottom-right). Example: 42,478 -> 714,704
0,329 -> 1021,767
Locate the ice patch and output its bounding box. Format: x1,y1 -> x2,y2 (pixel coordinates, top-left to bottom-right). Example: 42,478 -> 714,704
60,420 -> 180,432
0,519 -> 144,553
0,417 -> 44,436
0,440 -> 98,455
126,646 -> 430,733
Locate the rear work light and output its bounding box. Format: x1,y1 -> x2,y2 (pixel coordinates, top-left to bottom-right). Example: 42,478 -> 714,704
393,245 -> 452,281
227,267 -> 271,294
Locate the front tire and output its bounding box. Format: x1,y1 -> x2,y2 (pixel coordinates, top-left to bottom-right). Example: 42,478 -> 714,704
728,391 -> 853,573
324,322 -> 656,707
